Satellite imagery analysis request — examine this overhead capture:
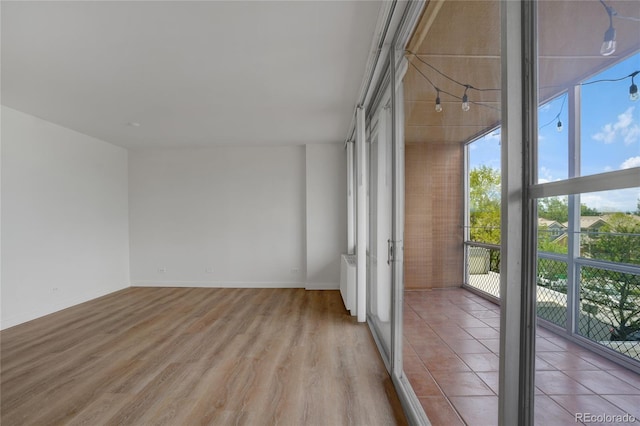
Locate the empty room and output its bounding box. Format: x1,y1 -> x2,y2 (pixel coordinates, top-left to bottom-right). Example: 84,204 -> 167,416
2,1 -> 640,425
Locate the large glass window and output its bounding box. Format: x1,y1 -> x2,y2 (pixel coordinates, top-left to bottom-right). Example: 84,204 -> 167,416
581,56 -> 640,176
467,131 -> 501,245
536,1 -> 640,371
465,131 -> 502,298
538,95 -> 569,182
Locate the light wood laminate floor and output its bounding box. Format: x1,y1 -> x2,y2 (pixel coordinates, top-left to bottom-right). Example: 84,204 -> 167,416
1,287 -> 406,425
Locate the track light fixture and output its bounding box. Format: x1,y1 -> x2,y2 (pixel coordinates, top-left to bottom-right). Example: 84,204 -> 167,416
435,89 -> 443,112
630,72 -> 639,101
599,0 -> 616,56
461,86 -> 470,112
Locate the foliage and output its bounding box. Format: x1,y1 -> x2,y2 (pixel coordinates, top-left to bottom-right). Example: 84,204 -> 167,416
537,196 -> 600,222
581,268 -> 640,341
582,214 -> 640,341
537,226 -> 568,254
538,197 -> 569,223
581,204 -> 601,217
468,167 -> 640,342
590,213 -> 640,265
469,166 -> 501,244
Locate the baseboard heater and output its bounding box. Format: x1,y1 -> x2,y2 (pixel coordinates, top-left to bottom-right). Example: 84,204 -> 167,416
340,254 -> 357,316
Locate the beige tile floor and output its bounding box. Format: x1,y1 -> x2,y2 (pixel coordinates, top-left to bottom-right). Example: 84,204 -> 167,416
404,288 -> 640,426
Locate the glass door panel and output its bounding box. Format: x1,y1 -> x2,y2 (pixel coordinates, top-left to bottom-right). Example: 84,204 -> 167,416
368,103 -> 393,363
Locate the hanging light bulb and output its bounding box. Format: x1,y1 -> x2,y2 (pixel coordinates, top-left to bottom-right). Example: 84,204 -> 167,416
556,119 -> 563,132
630,83 -> 639,101
461,95 -> 470,112
600,1 -> 616,56
435,90 -> 443,112
630,77 -> 639,101
601,25 -> 616,56
461,87 -> 470,112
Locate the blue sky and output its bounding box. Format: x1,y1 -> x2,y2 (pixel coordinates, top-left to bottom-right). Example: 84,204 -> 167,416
470,52 -> 640,213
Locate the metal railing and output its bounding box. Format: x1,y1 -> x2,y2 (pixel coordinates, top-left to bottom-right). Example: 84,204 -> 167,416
464,242 -> 640,362
536,254 -> 569,328
577,259 -> 640,361
465,242 -> 501,299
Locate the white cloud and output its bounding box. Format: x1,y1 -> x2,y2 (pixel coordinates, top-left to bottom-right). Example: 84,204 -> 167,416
593,123 -> 616,144
539,166 -> 554,183
581,187 -> 640,213
621,156 -> 640,169
592,107 -> 640,145
624,125 -> 640,145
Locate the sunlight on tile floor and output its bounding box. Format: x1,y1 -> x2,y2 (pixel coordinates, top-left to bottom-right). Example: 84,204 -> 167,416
404,288 -> 640,426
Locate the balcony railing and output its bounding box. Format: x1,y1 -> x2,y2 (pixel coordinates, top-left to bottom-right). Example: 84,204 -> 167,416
464,241 -> 640,362
465,243 -> 500,299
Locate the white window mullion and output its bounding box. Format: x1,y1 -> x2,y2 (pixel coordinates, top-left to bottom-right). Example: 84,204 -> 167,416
566,84 -> 582,336
499,0 -> 537,424
356,106 -> 368,323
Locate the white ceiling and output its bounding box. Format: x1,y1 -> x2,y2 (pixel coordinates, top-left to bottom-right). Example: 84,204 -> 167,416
2,1 -> 382,149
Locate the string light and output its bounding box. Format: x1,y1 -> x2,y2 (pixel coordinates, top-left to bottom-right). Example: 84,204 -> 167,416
599,0 -> 616,56
435,89 -> 443,112
406,60 -> 500,113
461,86 -> 470,112
581,70 -> 640,103
405,50 -> 638,115
540,93 -> 567,132
630,72 -> 639,101
597,0 -> 640,56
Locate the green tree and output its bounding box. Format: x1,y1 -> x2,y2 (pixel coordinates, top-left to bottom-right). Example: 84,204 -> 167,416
583,213 -> 640,341
581,204 -> 600,216
537,198 -> 600,221
537,225 -> 567,254
537,197 -> 568,222
469,166 -> 500,244
590,213 -> 640,265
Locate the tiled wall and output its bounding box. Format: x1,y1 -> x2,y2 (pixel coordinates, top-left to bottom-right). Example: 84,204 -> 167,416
404,142 -> 464,289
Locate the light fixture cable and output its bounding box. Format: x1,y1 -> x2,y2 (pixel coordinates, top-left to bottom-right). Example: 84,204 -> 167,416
407,60 -> 500,112
539,93 -> 568,131
406,51 -> 500,92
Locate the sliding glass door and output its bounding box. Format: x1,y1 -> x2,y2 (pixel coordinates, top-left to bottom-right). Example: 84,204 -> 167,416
367,99 -> 394,365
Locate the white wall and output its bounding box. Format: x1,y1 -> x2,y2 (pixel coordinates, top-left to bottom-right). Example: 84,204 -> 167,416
129,146 -> 307,287
1,109 -> 347,327
1,106 -> 130,329
305,144 -> 347,289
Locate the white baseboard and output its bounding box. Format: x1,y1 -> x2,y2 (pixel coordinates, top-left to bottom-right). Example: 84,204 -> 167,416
305,282 -> 339,290
130,280 -> 305,289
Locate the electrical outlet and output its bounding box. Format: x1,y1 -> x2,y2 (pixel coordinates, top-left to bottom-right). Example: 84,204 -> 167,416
205,267 -> 214,274
52,287 -> 59,292
158,267 -> 166,274
291,268 -> 300,273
